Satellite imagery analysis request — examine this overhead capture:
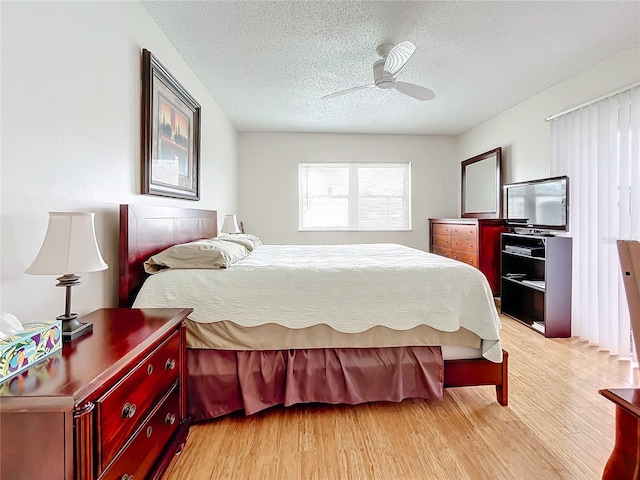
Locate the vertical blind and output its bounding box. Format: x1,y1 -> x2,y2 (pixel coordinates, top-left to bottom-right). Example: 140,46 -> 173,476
299,163 -> 411,231
550,86 -> 640,358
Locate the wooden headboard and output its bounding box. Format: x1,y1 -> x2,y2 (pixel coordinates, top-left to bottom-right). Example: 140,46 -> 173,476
119,204 -> 218,307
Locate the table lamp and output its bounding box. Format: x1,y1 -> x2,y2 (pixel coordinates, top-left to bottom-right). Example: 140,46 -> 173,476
221,214 -> 241,234
26,212 -> 108,342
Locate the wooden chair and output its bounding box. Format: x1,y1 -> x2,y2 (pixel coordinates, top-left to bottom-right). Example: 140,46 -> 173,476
598,240 -> 640,480
617,239 -> 640,361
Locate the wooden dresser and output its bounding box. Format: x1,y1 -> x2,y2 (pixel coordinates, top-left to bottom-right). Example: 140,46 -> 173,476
0,308 -> 192,480
429,218 -> 505,295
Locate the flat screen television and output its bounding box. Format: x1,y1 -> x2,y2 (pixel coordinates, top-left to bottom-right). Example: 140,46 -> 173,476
504,175 -> 569,231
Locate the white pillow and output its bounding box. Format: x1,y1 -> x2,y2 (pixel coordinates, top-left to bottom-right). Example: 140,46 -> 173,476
215,233 -> 263,251
144,239 -> 249,274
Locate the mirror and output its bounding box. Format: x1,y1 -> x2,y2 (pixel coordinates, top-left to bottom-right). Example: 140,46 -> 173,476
461,147 -> 502,218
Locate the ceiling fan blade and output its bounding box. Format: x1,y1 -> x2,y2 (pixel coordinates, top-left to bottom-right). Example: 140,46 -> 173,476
394,81 -> 436,101
321,84 -> 374,99
383,41 -> 416,76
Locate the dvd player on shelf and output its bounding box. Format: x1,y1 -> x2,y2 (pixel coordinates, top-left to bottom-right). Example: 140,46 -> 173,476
504,245 -> 545,257
505,273 -> 527,279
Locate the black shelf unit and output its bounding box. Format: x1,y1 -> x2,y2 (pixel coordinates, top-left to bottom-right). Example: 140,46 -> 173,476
500,233 -> 572,337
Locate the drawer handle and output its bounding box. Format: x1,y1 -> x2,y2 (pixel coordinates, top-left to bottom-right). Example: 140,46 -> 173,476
165,358 -> 176,370
147,426 -> 153,438
121,403 -> 136,419
147,364 -> 153,375
120,475 -> 133,480
165,413 -> 176,426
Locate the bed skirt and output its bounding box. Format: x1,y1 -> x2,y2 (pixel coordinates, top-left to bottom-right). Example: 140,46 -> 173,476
187,346 -> 444,422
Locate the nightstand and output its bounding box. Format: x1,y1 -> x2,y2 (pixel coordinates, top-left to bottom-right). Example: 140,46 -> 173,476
0,308 -> 192,480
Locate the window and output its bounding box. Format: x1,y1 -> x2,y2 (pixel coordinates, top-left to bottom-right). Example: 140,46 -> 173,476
299,163 -> 411,231
550,85 -> 639,359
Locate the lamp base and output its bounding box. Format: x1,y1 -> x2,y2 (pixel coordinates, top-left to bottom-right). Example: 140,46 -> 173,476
58,314 -> 93,342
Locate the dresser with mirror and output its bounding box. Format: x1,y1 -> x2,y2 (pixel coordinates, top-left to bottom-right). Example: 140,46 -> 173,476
429,148 -> 505,296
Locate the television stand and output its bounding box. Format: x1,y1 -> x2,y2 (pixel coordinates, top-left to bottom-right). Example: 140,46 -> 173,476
500,232 -> 572,337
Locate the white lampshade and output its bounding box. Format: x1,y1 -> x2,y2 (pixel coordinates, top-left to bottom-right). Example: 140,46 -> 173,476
26,212 -> 108,275
220,214 -> 241,234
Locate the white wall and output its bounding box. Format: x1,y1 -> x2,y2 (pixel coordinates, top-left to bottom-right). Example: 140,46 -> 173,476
239,132 -> 458,250
1,2 -> 238,322
459,43 -> 640,188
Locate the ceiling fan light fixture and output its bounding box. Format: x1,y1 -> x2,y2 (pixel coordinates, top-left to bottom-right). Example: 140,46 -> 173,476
373,58 -> 396,90
322,40 -> 435,102
375,80 -> 396,90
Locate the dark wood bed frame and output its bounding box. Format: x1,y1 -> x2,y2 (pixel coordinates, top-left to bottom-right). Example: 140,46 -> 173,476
119,204 -> 508,406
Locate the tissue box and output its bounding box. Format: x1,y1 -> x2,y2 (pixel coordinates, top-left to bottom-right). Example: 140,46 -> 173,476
0,321 -> 62,383
0,352 -> 62,396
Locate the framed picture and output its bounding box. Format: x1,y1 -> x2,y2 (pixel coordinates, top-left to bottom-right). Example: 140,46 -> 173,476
141,49 -> 201,200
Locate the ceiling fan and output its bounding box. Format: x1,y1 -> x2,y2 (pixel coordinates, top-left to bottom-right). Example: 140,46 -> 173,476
322,41 -> 435,101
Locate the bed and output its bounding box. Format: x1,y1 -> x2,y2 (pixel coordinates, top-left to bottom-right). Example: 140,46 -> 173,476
119,204 -> 508,422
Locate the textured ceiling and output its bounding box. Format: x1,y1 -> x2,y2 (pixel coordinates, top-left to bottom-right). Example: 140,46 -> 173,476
142,1 -> 640,135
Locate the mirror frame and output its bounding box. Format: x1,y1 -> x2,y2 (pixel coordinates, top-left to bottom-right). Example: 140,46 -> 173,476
461,147 -> 502,219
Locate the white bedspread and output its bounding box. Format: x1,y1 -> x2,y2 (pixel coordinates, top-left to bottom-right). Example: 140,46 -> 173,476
133,244 -> 503,362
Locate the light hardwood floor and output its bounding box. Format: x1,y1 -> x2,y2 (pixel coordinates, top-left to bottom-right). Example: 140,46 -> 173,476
164,316 -> 639,480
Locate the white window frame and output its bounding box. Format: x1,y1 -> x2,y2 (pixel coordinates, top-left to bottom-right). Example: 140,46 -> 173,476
298,162 -> 412,231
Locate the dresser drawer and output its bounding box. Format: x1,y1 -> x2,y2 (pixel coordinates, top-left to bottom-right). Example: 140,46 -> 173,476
450,224 -> 477,238
429,219 -> 505,295
432,246 -> 452,258
451,250 -> 477,267
451,235 -> 477,254
432,234 -> 451,248
101,384 -> 180,480
431,223 -> 451,235
98,331 -> 180,469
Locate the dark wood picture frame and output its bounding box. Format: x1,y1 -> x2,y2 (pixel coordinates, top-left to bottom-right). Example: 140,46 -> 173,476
461,147 -> 502,219
142,49 -> 201,200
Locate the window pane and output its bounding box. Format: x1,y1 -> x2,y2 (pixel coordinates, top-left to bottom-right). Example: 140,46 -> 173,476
304,197 -> 349,227
359,167 -> 405,196
307,167 -> 349,196
358,197 -> 406,228
299,163 -> 410,230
